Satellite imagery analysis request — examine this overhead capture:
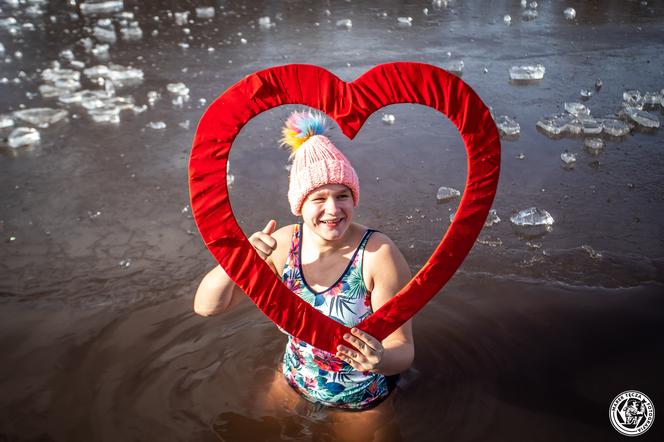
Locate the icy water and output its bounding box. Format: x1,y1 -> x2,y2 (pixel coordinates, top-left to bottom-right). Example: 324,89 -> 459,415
1,0 -> 664,441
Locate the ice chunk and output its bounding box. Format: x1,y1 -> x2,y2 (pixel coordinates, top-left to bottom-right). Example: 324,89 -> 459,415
622,107 -> 659,128
397,16 -> 412,26
560,151 -> 576,166
148,121 -> 166,129
84,63 -> 143,86
580,117 -> 602,135
174,11 -> 190,26
0,114 -> 14,129
80,1 -> 124,16
13,108 -> 68,128
564,102 -> 590,118
522,9 -> 538,20
39,84 -> 74,98
147,90 -> 160,106
381,114 -> 395,125
599,118 -> 630,136
584,137 -> 604,154
336,19 -> 352,29
59,49 -> 74,61
258,16 -> 274,29
496,115 -> 520,137
536,113 -> 577,136
622,90 -> 644,108
58,89 -> 108,105
643,91 -> 663,106
0,42 -> 4,57
167,82 -> 189,96
120,21 -> 142,40
436,186 -> 461,203
484,209 -> 501,227
8,127 -> 40,148
92,43 -> 110,58
509,64 -> 545,81
441,60 -> 464,75
510,207 -> 554,237
563,7 -> 576,20
595,79 -> 603,91
94,21 -> 117,43
581,245 -> 602,259
196,7 -> 215,19
477,236 -> 502,247
503,14 -> 511,25
42,66 -> 80,84
580,88 -> 593,99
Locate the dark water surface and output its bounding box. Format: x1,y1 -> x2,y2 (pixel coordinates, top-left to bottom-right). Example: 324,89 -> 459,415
1,0 -> 663,441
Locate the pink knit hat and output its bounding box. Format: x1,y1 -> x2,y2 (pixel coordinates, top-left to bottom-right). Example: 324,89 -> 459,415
281,111 -> 360,216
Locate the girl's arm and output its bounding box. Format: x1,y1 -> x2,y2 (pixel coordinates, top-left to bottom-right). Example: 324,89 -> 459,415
193,220 -> 280,317
336,232 -> 414,375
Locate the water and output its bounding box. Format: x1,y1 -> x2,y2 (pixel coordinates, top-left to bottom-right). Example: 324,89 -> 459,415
1,0 -> 664,441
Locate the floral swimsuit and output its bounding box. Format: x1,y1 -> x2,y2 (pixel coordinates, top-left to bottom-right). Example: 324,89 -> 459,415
280,223 -> 395,410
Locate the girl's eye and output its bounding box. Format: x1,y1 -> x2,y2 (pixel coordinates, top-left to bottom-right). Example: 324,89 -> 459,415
337,194 -> 349,199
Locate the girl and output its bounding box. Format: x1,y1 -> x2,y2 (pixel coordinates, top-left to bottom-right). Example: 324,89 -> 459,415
194,110 -> 414,411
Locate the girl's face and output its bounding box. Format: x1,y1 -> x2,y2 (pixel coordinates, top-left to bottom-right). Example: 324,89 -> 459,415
301,184 -> 354,242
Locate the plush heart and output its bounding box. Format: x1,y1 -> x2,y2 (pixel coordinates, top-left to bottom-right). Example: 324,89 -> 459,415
189,62 -> 500,354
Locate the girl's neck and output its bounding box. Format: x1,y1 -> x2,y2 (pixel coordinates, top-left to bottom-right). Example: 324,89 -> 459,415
302,222 -> 358,259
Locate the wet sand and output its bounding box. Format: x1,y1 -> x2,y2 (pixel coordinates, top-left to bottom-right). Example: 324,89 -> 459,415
1,0 -> 664,440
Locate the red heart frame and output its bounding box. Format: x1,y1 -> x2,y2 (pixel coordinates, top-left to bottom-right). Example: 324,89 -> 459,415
189,62 -> 500,354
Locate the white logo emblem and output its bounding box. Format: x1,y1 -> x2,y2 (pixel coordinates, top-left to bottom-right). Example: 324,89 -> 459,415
609,390 -> 655,436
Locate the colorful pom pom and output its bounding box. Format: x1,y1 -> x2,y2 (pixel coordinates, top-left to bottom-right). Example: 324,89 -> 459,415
280,110 -> 327,156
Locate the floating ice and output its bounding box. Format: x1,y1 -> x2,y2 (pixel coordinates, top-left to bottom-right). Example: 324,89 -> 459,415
581,244 -> 602,259
643,91 -> 663,106
59,49 -> 74,61
477,236 -> 503,247
510,207 -> 554,237
509,64 -> 545,81
622,90 -> 644,108
94,20 -> 117,43
0,42 -> 4,56
147,90 -> 160,106
397,16 -> 413,26
484,209 -> 501,227
595,79 -> 603,91
560,151 -> 576,166
436,186 -> 461,203
580,88 -> 593,99
522,9 -> 538,20
42,66 -> 80,84
441,60 -> 464,75
58,89 -> 108,105
622,107 -> 660,128
166,82 -> 189,96
381,114 -> 395,125
0,114 -> 15,129
84,63 -> 144,86
336,19 -> 352,29
516,153 -> 525,160
599,118 -> 630,136
13,108 -> 68,128
258,16 -> 274,29
8,127 -> 40,148
148,121 -> 166,130
118,258 -> 131,268
196,7 -> 215,19
91,44 -> 110,58
174,11 -> 190,26
580,118 -> 602,135
536,113 -> 577,136
584,137 -> 604,154
496,115 -> 520,137
120,21 -> 142,40
39,84 -> 74,98
503,15 -> 511,25
565,102 -> 590,118
563,7 -> 576,20
80,1 -> 124,16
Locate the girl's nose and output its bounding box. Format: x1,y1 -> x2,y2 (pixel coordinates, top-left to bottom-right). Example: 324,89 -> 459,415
323,197 -> 340,213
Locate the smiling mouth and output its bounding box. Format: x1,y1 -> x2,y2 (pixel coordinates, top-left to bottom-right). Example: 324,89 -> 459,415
320,218 -> 344,225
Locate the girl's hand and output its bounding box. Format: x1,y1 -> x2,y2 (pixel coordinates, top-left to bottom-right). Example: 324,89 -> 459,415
336,328 -> 384,372
248,220 -> 277,260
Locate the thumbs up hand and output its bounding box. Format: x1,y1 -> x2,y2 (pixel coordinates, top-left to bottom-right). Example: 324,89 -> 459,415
249,219 -> 278,261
